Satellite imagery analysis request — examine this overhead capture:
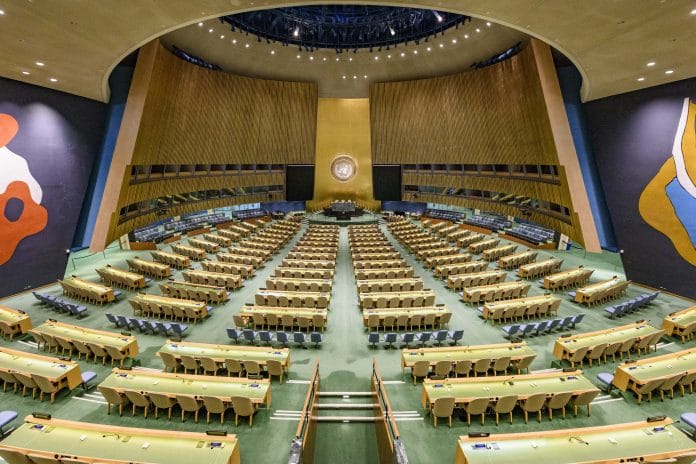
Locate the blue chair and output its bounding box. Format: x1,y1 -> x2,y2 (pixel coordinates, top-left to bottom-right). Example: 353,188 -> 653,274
681,413 -> 696,437
415,332 -> 431,346
116,315 -> 130,328
141,320 -> 157,334
243,329 -> 258,344
518,324 -> 535,338
170,323 -> 188,340
310,332 -> 323,347
106,313 -> 120,327
502,324 -> 520,338
80,371 -> 97,392
71,305 -> 88,318
400,332 -> 415,348
546,318 -> 561,332
559,316 -> 574,330
293,332 -> 306,348
570,313 -> 585,328
259,331 -> 274,345
276,331 -> 289,347
533,320 -> 548,335
597,372 -> 615,393
447,329 -> 464,345
383,333 -> 397,349
155,321 -> 173,336
32,292 -> 44,303
604,305 -> 621,319
567,291 -> 577,299
127,318 -> 147,332
0,411 -> 17,437
113,290 -> 122,299
433,330 -> 448,346
647,292 -> 660,304
226,328 -> 243,344
368,332 -> 380,348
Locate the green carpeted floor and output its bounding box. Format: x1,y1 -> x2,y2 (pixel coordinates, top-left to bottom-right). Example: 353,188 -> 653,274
0,219 -> 694,463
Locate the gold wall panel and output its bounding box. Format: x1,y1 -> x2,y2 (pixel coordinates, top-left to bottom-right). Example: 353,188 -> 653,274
308,98 -> 378,209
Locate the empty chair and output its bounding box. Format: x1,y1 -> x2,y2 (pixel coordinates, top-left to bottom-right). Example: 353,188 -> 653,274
454,360 -> 472,378
230,395 -> 257,427
568,346 -> 590,369
400,332 -> 415,348
513,356 -> 535,374
586,343 -> 608,367
493,395 -> 517,425
276,331 -> 290,347
180,355 -> 200,374
432,396 -> 456,428
293,332 -> 306,348
602,342 -> 622,363
411,360 -> 430,384
13,373 -> 38,399
226,327 -> 243,344
383,333 -> 398,349
572,390 -> 600,417
225,359 -> 244,377
99,385 -> 129,416
0,371 -> 18,393
267,359 -> 285,384
368,332 -> 380,348
473,358 -> 491,377
202,396 -> 229,424
502,324 -> 520,339
149,392 -> 176,421
520,393 -> 547,423
618,337 -> 637,360
415,331 -> 431,346
176,394 -> 203,422
678,372 -> 696,396
659,373 -> 684,400
310,332 -> 323,348
124,390 -> 151,418
32,375 -> 60,403
259,331 -> 275,345
448,329 -> 464,345
463,398 -> 489,426
630,378 -> 665,404
492,356 -> 511,376
546,392 -> 573,420
104,345 -> 128,368
243,329 -> 258,344
243,360 -> 262,377
200,357 -> 222,376
433,360 -> 452,378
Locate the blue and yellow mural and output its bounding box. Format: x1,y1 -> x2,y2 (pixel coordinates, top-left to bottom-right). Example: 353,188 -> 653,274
639,97 -> 696,266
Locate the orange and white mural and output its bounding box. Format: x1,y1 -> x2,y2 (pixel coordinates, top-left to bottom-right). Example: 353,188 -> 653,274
0,113 -> 48,265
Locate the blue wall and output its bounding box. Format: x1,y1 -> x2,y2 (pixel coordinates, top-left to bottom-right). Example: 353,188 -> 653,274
556,66 -> 617,250
72,65 -> 135,248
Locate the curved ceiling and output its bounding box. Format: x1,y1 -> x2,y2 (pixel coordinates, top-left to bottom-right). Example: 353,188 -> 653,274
161,15 -> 525,98
0,1 -> 694,103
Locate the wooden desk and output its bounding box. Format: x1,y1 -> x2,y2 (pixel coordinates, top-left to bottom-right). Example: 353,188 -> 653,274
453,419 -> 695,464
434,260 -> 488,278
482,244 -> 517,261
282,259 -> 335,270
127,257 -> 172,278
200,261 -> 255,279
401,342 -> 536,374
217,252 -> 264,268
0,305 -> 32,334
353,259 -> 408,269
355,268 -> 415,279
447,270 -> 507,290
151,250 -> 190,269
256,289 -> 331,305
574,278 -> 628,305
0,346 -> 82,390
553,321 -> 663,361
461,281 -> 530,304
425,253 -> 472,269
497,250 -> 537,269
217,228 -> 242,241
612,347 -> 696,391
363,306 -> 450,325
360,290 -> 435,308
239,305 -> 327,324
172,243 -> 208,260
468,238 -> 500,254
481,294 -> 558,320
160,280 -> 229,302
0,416 -> 240,464
266,277 -> 333,292
662,305 -> 696,337
543,267 -> 593,290
133,294 -> 208,318
182,269 -> 242,290
100,368 -> 271,408
421,370 -> 599,410
274,267 -> 334,280
97,265 -> 146,289
60,276 -> 115,304
158,340 -> 290,370
204,232 -> 233,247
32,321 -> 139,357
356,278 -> 424,292
517,257 -> 562,278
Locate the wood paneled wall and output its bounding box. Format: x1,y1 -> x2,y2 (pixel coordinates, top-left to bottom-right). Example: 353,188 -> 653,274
97,43 -> 318,246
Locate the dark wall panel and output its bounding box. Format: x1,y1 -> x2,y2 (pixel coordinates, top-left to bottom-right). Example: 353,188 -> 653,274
372,165 -> 401,201
286,165 -> 315,201
0,77 -> 106,296
585,78 -> 696,298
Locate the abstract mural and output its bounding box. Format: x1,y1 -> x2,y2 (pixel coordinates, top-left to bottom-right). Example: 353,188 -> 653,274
639,97 -> 696,266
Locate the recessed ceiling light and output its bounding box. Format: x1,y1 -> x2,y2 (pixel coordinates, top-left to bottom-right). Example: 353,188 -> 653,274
439,43 -> 444,48
49,78 -> 57,82
691,8 -> 696,14
476,28 -> 481,33
464,34 -> 469,39
336,57 -> 340,61
232,39 -> 237,44
309,56 -> 314,60
198,22 -> 203,27
349,57 -> 353,61
342,75 -> 346,79
637,77 -> 645,81
486,21 -> 491,26
296,54 -> 301,59
363,75 -> 367,79
665,69 -> 674,74
400,52 -> 405,57
208,28 -> 213,33
452,39 -> 457,44
245,43 -> 249,48
374,55 -> 379,60
36,61 -> 44,66
353,75 -> 357,79
220,35 -> 224,39
427,47 -> 431,52
646,61 -> 655,67
21,71 -> 30,75
323,57 -> 327,61
0,9 -> 5,15
413,50 -> 418,54
387,54 -> 392,59
270,50 -> 275,55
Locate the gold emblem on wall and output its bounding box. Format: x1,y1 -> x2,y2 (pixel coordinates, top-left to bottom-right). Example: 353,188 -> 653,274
639,97 -> 696,266
330,154 -> 357,182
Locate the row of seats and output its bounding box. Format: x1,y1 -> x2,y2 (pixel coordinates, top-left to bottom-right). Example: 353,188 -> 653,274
361,293 -> 436,309
598,372 -> 696,404
434,261 -> 489,278
468,239 -> 501,255
569,280 -> 629,306
265,280 -> 331,292
353,260 -> 407,269
96,268 -> 150,291
357,280 -> 424,293
365,311 -> 452,331
227,328 -> 323,348
160,282 -> 230,303
32,292 -> 88,317
355,269 -> 414,279
0,371 -> 77,404
505,223 -> 555,244
236,312 -> 326,332
447,271 -> 506,291
502,314 -> 586,338
368,330 -> 464,348
150,250 -> 190,269
462,214 -> 511,231
565,332 -> 663,369
517,258 -> 563,279
160,353 -> 284,383
216,253 -> 263,267
604,292 -> 659,318
100,385 -> 260,426
275,268 -> 333,279
128,299 -> 211,323
106,313 -> 189,339
424,209 -> 465,222
187,238 -> 220,254
482,244 -> 518,261
410,357 -> 532,382
253,293 -> 329,309
456,233 -> 486,248
28,330 -> 132,368
425,254 -> 472,269
460,283 -> 531,304
477,298 -> 561,323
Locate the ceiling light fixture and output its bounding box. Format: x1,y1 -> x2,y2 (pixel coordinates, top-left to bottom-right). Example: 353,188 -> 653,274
297,54 -> 301,58
452,39 -> 457,44
208,28 -> 213,33
486,21 -> 491,26
270,50 -> 275,55
309,56 -> 314,60
637,77 -> 645,81
646,61 -> 656,67
413,50 -> 418,54
0,9 -> 5,15
36,61 -> 44,66
323,57 -> 327,61
198,22 -> 203,27
691,8 -> 696,14
353,75 -> 357,79
374,56 -> 379,60
49,78 -> 57,82
342,75 -> 346,79
336,57 -> 340,61
21,71 -> 30,75
400,52 -> 405,57
293,26 -> 300,37
427,47 -> 431,52
439,43 -> 444,48
389,26 -> 396,36
220,35 -> 225,39
349,57 -> 353,61
464,34 -> 469,39
364,75 -> 367,79
387,54 -> 392,59
476,28 -> 481,33
665,69 -> 674,74
433,11 -> 443,23
245,43 -> 249,48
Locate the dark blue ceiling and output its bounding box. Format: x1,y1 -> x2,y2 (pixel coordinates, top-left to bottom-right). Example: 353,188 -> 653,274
221,5 -> 469,51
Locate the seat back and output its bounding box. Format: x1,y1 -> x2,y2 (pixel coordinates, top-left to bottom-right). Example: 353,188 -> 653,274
432,396 -> 456,418
176,394 -> 201,412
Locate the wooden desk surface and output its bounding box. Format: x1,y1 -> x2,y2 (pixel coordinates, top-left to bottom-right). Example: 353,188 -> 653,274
360,290 -> 435,300
158,340 -> 290,368
164,280 -> 227,292
152,249 -> 189,259
363,306 -> 449,320
257,290 -> 331,300
135,294 -> 206,312
552,321 -> 662,360
64,276 -> 114,301
0,305 -> 32,333
34,320 -> 139,357
130,257 -> 171,271
401,342 -> 535,368
282,259 -> 335,268
483,294 -> 556,312
543,267 -> 592,286
100,368 -> 271,408
240,305 -> 328,319
0,346 -> 82,389
662,305 -> 696,335
275,267 -> 334,277
517,257 -> 562,274
448,270 -> 506,282
612,347 -> 696,391
422,370 -> 598,409
0,416 -> 240,464
267,277 -> 333,286
498,250 -> 536,264
173,244 -> 207,253
98,266 -> 145,285
356,277 -> 423,286
454,419 -> 695,464
575,278 -> 626,303
463,281 -> 527,296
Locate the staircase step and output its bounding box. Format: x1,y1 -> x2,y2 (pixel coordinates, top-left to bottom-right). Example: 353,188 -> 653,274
314,416 -> 379,422
317,391 -> 373,397
316,403 -> 379,409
